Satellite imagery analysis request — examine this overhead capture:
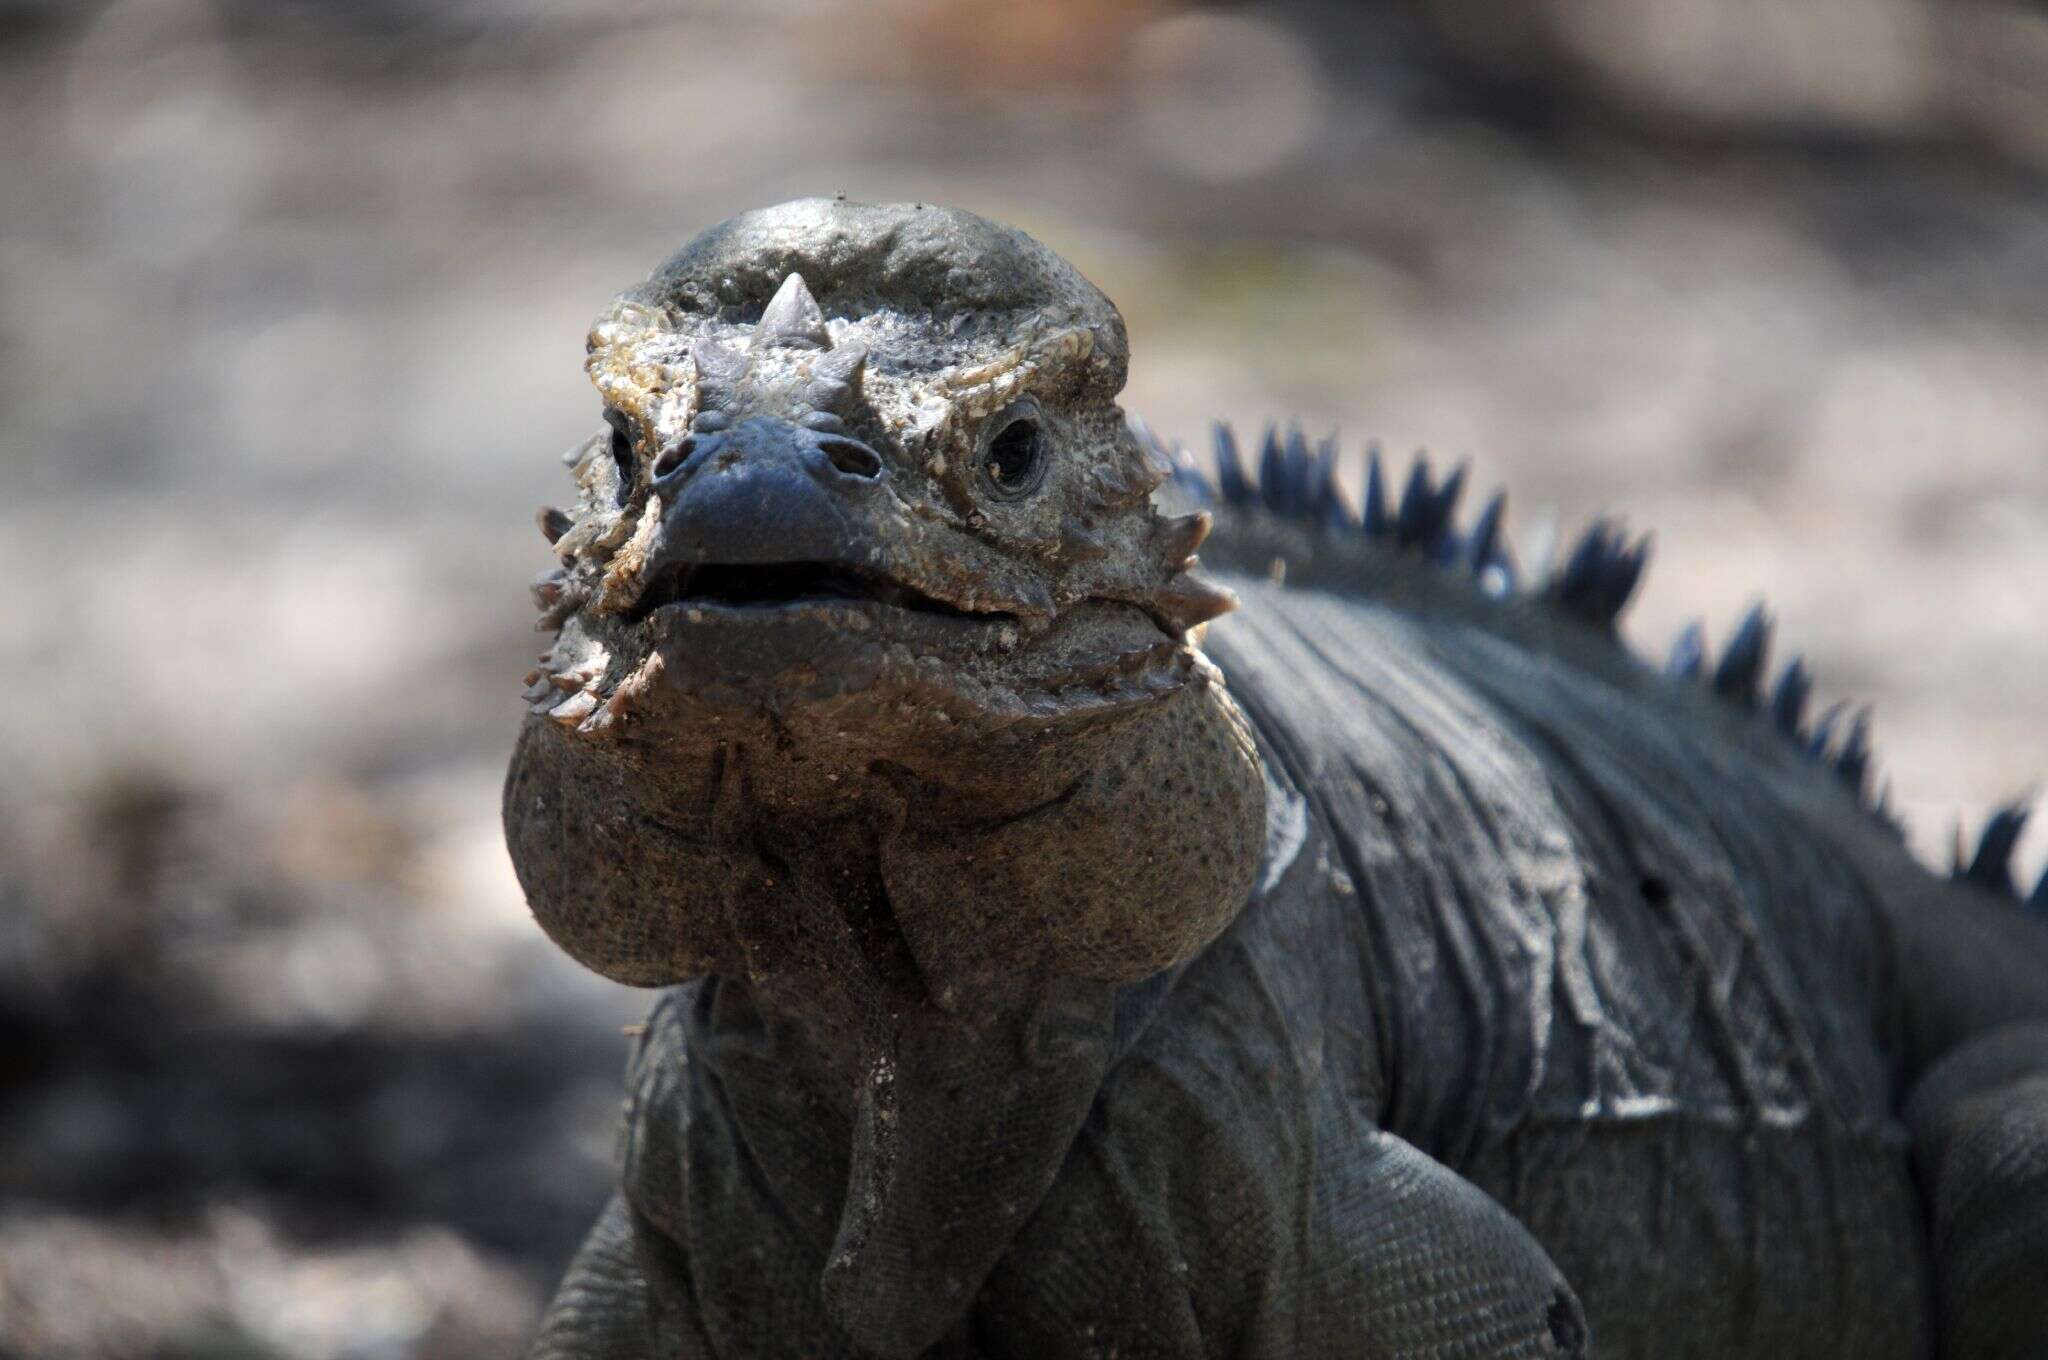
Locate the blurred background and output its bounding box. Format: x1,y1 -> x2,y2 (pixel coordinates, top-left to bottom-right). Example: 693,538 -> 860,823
3,0 -> 2046,1353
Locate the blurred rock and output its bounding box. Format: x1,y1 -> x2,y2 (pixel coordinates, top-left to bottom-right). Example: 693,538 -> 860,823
0,1207 -> 537,1360
1404,0 -> 2048,166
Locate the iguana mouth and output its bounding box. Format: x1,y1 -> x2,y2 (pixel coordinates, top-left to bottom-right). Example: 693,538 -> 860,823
632,561 -> 1013,623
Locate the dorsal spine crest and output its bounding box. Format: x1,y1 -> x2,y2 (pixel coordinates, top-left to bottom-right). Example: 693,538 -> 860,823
1153,417 -> 2001,860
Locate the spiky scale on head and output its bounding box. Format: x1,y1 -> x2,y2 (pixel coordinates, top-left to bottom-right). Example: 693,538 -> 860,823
751,271 -> 832,350
690,335 -> 750,413
1156,509 -> 1214,570
803,342 -> 867,414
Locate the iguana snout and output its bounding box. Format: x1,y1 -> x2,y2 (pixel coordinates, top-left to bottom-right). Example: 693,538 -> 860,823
626,412 -> 894,612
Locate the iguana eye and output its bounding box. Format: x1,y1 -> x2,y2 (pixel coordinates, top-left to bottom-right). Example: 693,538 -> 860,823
603,408 -> 636,501
980,407 -> 1046,499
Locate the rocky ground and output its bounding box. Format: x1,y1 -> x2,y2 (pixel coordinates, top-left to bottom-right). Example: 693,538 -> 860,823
4,1 -> 2046,1354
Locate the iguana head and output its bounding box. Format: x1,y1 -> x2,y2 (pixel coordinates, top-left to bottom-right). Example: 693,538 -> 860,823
525,198 -> 1231,743
504,198 -> 1263,994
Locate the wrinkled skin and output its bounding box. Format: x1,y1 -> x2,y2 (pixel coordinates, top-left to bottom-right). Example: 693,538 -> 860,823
507,201 -> 2048,1359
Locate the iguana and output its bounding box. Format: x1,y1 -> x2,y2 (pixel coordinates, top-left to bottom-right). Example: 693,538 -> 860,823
502,198 -> 2048,1359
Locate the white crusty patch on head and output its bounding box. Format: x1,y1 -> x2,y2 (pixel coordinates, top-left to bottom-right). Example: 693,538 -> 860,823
522,630 -> 616,732
929,325 -> 1097,421
598,498 -> 664,615
585,299 -> 696,433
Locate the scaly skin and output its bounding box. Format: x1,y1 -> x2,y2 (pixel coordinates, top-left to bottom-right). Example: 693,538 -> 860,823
506,199 -> 2048,1358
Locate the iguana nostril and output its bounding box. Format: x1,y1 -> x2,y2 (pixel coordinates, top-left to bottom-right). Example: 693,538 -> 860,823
818,437 -> 882,478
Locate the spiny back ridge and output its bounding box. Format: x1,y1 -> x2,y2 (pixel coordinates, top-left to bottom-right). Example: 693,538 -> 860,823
1952,803 -> 2047,912
1151,417 -> 1979,862
1550,518 -> 1651,632
1164,419 -> 1646,632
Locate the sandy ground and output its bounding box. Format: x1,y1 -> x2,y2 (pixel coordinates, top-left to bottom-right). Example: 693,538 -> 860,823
3,1 -> 2046,1354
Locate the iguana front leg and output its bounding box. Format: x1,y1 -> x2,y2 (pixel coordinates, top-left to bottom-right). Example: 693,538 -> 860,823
531,1192 -> 690,1360
979,1068 -> 1588,1358
1907,1022 -> 2048,1359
